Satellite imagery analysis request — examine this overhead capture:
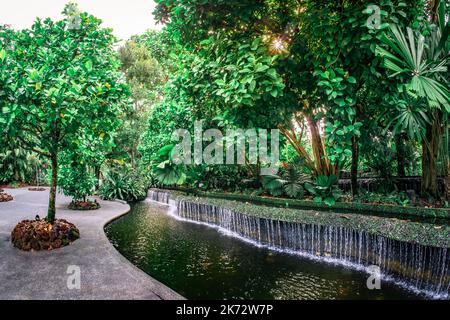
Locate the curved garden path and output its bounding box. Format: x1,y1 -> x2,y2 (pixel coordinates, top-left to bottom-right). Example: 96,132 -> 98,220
0,188 -> 183,300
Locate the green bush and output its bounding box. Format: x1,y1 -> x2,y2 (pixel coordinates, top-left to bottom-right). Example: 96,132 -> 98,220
99,167 -> 148,202
354,190 -> 411,207
304,175 -> 342,206
152,144 -> 187,186
58,159 -> 96,203
262,162 -> 310,199
0,147 -> 43,185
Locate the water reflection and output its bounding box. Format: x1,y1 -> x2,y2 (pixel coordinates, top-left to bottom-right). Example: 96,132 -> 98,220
106,202 -> 420,300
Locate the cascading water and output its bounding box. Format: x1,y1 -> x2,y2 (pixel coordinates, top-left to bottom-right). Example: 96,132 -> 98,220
147,189 -> 450,299
147,189 -> 170,204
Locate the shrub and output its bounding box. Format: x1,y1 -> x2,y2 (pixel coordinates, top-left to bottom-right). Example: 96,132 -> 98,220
58,159 -> 96,203
152,144 -> 187,186
99,167 -> 148,202
262,162 -> 310,199
354,190 -> 411,207
304,175 -> 342,206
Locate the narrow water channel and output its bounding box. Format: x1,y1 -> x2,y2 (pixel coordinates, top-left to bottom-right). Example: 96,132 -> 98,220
105,201 -> 421,300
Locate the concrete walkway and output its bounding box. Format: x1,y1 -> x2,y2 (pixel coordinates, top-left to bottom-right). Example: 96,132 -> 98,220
0,188 -> 183,300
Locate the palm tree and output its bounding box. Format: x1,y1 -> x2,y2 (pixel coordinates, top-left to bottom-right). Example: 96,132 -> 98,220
376,0 -> 449,198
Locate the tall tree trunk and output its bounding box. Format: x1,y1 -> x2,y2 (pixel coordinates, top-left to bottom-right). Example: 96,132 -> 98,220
351,135 -> 359,196
306,115 -> 332,176
47,154 -> 58,224
421,111 -> 443,198
395,133 -> 406,177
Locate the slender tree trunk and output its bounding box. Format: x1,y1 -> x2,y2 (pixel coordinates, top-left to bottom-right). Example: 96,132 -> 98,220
351,135 -> 359,196
47,154 -> 58,224
350,106 -> 362,196
421,110 -> 443,198
395,133 -> 406,177
440,114 -> 450,201
445,161 -> 450,201
94,165 -> 101,191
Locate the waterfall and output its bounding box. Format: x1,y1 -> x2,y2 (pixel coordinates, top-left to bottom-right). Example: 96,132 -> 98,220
148,189 -> 170,204
148,189 -> 450,299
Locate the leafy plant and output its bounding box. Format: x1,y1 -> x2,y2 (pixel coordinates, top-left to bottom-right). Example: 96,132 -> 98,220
152,144 -> 187,186
304,175 -> 342,206
376,24 -> 450,111
355,190 -> 411,207
99,167 -> 148,202
58,158 -> 96,203
183,165 -> 247,191
262,163 -> 310,199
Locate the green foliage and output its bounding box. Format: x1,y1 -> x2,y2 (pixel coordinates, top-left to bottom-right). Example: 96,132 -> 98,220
112,39 -> 165,167
149,0 -> 427,176
262,163 -> 310,199
139,100 -> 193,166
152,144 -> 187,186
375,0 -> 449,197
99,167 -> 148,202
382,93 -> 431,141
58,155 -> 96,202
305,175 -> 342,206
0,6 -> 129,221
0,145 -> 43,184
1,14 -> 128,152
376,0 -> 449,141
186,165 -> 248,191
118,40 -> 164,91
354,190 -> 411,207
205,35 -> 286,127
376,24 -> 450,113
360,130 -> 396,179
133,29 -> 178,75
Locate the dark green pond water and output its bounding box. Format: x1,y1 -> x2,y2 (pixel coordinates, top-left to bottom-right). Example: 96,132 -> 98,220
105,202 -> 421,300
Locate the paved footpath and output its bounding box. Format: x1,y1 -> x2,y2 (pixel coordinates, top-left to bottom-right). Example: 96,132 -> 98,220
0,188 -> 183,300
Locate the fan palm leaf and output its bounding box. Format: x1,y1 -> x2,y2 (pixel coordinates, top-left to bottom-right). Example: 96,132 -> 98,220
376,21 -> 450,112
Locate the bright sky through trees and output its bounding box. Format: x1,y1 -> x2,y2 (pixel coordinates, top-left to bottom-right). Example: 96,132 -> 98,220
0,0 -> 161,41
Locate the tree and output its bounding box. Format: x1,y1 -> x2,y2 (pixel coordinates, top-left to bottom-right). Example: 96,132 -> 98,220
113,40 -> 165,167
376,0 -> 449,198
152,0 -> 423,195
0,4 -> 129,223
